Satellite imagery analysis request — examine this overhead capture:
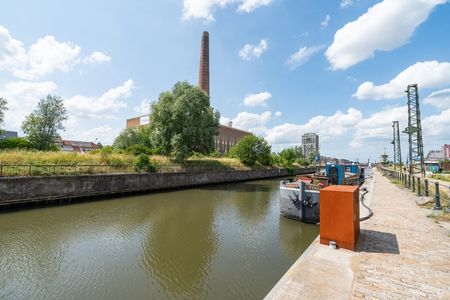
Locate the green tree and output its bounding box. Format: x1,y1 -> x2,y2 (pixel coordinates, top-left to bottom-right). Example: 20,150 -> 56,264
150,81 -> 220,161
22,95 -> 68,150
0,97 -> 7,130
229,135 -> 272,166
113,126 -> 152,150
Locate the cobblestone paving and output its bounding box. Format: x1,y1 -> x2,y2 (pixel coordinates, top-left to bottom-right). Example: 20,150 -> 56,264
352,171 -> 450,299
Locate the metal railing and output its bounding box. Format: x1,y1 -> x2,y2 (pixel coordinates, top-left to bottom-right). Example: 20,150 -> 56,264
380,167 -> 450,211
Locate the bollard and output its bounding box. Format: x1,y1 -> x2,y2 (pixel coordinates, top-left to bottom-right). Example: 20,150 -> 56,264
412,176 -> 415,192
424,179 -> 429,197
417,177 -> 421,196
434,182 -> 442,210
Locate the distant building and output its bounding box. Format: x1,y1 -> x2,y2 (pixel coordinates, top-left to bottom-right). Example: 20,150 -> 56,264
56,139 -> 98,153
426,149 -> 442,161
214,122 -> 251,154
0,130 -> 18,140
126,115 -> 150,128
302,132 -> 319,158
442,144 -> 450,160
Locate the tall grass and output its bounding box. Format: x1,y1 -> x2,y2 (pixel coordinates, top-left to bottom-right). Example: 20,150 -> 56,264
0,150 -> 135,166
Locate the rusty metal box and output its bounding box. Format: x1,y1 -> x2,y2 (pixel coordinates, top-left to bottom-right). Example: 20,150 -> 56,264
320,185 -> 360,251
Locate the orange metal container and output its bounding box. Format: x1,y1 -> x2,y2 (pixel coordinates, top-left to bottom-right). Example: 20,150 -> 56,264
319,185 -> 360,251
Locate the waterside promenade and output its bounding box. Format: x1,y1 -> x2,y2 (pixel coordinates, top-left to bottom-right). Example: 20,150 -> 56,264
266,170 -> 450,299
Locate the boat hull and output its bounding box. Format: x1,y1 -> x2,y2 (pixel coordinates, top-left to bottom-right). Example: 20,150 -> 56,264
279,181 -> 320,224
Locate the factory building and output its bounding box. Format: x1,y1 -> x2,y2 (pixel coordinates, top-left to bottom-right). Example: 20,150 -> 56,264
302,132 -> 319,158
0,130 -> 18,140
125,31 -> 251,154
442,144 -> 450,160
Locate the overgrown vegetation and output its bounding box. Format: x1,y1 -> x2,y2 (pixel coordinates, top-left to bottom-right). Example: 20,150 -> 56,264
385,172 -> 449,223
430,174 -> 450,182
228,135 -> 272,166
22,95 -> 68,150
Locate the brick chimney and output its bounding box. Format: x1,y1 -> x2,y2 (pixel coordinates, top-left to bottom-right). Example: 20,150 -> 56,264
198,31 -> 210,97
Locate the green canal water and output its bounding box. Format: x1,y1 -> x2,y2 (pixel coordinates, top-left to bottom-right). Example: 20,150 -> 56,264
0,179 -> 319,299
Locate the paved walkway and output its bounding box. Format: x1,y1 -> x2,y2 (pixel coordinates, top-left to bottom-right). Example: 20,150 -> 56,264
266,170 -> 450,299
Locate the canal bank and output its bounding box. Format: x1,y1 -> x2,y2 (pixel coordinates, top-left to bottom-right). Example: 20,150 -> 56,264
265,170 -> 450,299
0,167 -> 317,207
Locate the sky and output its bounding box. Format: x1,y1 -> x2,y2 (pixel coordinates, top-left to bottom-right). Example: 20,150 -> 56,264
0,0 -> 449,162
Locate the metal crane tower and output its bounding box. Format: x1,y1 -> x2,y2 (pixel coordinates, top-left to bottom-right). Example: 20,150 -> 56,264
402,84 -> 425,176
391,121 -> 402,171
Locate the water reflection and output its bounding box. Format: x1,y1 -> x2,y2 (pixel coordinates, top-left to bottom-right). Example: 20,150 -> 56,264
279,216 -> 319,260
139,190 -> 219,299
0,179 -> 318,299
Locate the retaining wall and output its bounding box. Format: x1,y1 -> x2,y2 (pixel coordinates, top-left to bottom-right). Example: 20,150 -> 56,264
0,167 -> 317,206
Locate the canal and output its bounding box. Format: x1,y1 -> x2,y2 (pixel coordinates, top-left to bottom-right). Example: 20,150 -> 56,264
0,179 -> 319,299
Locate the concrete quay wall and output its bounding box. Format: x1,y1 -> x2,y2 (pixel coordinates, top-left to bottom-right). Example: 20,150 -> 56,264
0,167 -> 317,206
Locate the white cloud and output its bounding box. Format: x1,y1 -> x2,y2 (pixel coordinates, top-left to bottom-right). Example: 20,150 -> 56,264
239,39 -> 268,60
424,88 -> 450,110
243,91 -> 271,106
221,110 -> 281,135
83,51 -> 111,64
350,106 -> 407,148
1,81 -> 58,130
182,0 -> 273,22
10,35 -> 80,80
134,99 -> 151,114
265,108 -> 363,146
354,61 -> 450,100
286,45 -> 325,70
326,0 -> 446,70
64,123 -> 121,145
423,108 -> 450,138
340,0 -> 354,8
237,0 -> 273,13
0,26 -> 28,75
0,25 -> 110,79
66,79 -> 134,117
320,15 -> 331,29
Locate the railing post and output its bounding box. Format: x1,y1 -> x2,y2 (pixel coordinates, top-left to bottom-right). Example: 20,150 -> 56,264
412,176 -> 415,192
417,177 -> 421,196
434,182 -> 442,210
424,179 -> 429,197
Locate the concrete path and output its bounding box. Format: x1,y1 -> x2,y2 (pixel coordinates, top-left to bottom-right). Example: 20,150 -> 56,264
266,170 -> 450,299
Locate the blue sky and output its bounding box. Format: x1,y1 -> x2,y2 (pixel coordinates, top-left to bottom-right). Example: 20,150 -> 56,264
1,0 -> 449,162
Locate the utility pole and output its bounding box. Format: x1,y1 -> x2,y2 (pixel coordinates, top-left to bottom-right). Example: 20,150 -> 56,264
402,84 -> 425,177
391,121 -> 402,171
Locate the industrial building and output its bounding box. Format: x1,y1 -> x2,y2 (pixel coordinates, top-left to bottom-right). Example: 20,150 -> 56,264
56,139 -> 98,152
442,144 -> 450,160
125,31 -> 252,154
302,132 -> 319,158
0,130 -> 18,140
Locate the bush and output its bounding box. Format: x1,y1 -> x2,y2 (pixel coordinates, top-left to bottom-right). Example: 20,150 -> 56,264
126,144 -> 152,156
0,137 -> 32,150
229,135 -> 272,166
134,153 -> 156,172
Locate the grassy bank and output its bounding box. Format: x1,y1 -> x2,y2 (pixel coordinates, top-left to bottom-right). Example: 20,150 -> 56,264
430,174 -> 450,182
0,150 -> 251,176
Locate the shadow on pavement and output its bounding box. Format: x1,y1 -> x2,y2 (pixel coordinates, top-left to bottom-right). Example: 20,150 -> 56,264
356,229 -> 400,254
